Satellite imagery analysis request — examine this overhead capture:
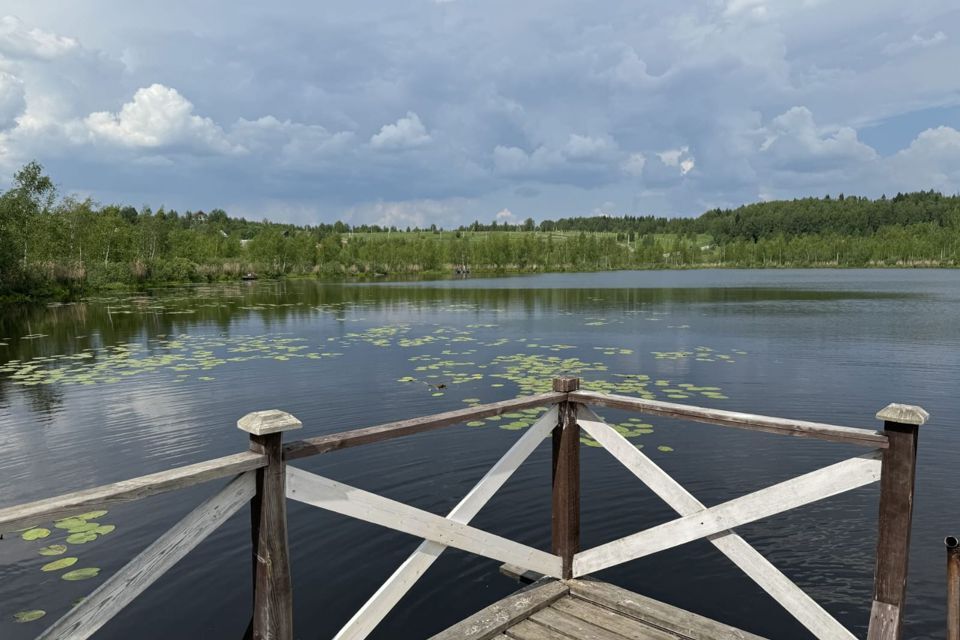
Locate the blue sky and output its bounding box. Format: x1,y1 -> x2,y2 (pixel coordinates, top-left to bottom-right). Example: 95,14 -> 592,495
0,1 -> 958,227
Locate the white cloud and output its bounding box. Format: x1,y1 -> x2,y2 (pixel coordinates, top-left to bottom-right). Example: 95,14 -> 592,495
0,71 -> 25,129
370,111 -> 431,149
0,15 -> 78,60
759,106 -> 876,171
658,146 -> 696,175
85,84 -> 237,154
884,31 -> 948,56
231,116 -> 354,163
722,0 -> 767,20
495,207 -> 516,222
886,126 -> 960,191
621,152 -> 646,176
564,134 -> 617,160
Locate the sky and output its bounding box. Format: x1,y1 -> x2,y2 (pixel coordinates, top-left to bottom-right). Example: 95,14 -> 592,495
0,1 -> 959,228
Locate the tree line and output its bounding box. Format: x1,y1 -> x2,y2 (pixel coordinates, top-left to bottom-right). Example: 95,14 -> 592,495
1,162 -> 958,299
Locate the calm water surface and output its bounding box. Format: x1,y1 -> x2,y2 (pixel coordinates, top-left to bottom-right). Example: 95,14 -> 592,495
0,269 -> 957,639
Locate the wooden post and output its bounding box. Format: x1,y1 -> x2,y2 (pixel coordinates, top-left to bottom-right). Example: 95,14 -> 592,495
948,536 -> 960,640
866,403 -> 928,640
551,376 -> 580,580
239,410 -> 302,640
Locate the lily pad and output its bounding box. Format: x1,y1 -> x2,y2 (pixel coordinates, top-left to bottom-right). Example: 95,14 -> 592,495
14,610 -> 46,623
657,445 -> 674,453
66,532 -> 98,544
38,544 -> 68,556
55,517 -> 86,530
62,567 -> 101,581
93,524 -> 116,535
22,528 -> 50,541
42,557 -> 79,572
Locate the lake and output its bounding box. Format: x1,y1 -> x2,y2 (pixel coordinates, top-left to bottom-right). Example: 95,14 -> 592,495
0,269 -> 957,639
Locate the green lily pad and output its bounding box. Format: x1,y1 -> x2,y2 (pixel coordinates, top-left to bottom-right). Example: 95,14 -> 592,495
14,610 -> 46,623
22,528 -> 50,541
62,567 -> 101,581
466,421 -> 485,427
55,518 -> 86,530
42,557 -> 79,572
66,532 -> 98,544
93,524 -> 116,535
657,445 -> 674,453
66,522 -> 99,533
38,544 -> 68,556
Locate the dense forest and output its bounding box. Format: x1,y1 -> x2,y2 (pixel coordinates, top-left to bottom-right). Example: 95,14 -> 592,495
1,162 -> 959,300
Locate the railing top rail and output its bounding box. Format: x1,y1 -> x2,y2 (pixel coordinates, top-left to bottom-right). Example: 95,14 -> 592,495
570,390 -> 889,448
283,391 -> 566,460
0,451 -> 267,534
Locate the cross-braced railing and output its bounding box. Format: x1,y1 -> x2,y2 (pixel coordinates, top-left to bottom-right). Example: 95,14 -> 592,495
0,377 -> 928,640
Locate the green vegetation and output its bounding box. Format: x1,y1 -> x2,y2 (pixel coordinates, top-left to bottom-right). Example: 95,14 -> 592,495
3,161 -> 959,300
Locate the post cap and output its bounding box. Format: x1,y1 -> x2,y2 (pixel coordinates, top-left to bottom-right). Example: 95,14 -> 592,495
553,376 -> 580,392
238,410 -> 303,435
876,403 -> 929,426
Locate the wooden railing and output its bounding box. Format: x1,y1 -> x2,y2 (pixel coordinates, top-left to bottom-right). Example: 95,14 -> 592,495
0,378 -> 928,640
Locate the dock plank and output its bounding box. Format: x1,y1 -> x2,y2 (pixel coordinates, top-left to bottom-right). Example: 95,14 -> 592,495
506,619 -> 571,640
429,580 -> 568,640
551,598 -> 678,640
567,580 -> 766,640
530,607 -> 630,640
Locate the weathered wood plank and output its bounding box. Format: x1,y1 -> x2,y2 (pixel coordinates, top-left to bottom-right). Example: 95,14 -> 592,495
504,619 -> 565,640
551,597 -> 677,640
36,472 -> 255,640
333,408 -> 558,640
429,580 -> 568,640
286,466 -> 562,577
530,606 -> 627,640
245,411 -> 298,640
573,450 -> 882,576
0,451 -> 267,534
284,392 -> 566,460
578,409 -> 856,640
866,407 -> 924,640
866,600 -> 899,640
552,377 -> 580,580
570,390 -> 888,448
568,579 -> 768,640
500,563 -> 544,585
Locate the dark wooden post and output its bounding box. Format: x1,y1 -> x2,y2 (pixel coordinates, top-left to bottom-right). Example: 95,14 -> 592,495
866,403 -> 928,640
238,410 -> 301,640
947,536 -> 960,640
552,376 -> 580,580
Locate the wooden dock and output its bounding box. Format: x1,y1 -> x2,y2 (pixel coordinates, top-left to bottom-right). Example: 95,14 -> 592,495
432,578 -> 766,640
0,376 -> 932,640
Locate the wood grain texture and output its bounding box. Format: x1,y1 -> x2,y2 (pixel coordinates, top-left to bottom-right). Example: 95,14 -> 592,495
551,597 -> 678,640
0,451 -> 267,534
574,450 -> 882,576
552,378 -> 580,580
866,600 -> 900,640
570,390 -> 889,448
286,466 -> 562,577
567,579 -> 768,640
428,579 -> 568,640
866,420 -> 920,640
284,392 -> 565,460
36,472 -> 255,640
578,409 -> 856,640
333,408 -> 558,640
250,433 -> 294,640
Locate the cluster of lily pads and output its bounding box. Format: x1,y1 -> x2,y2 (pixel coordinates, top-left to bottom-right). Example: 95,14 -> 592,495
0,334 -> 343,387
651,346 -> 748,363
12,511 -> 112,624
